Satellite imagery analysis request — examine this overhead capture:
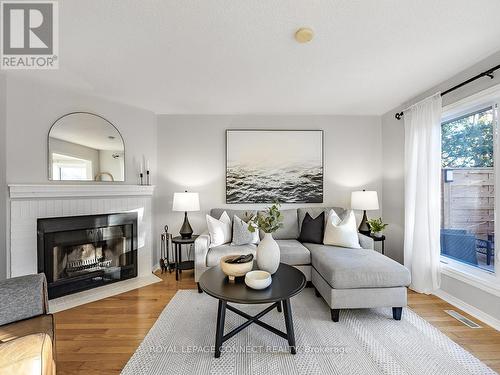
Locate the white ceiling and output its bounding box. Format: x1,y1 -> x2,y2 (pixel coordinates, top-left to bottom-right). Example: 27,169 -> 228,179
11,0 -> 500,115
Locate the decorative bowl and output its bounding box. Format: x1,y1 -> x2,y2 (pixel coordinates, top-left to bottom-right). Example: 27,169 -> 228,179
220,255 -> 254,282
244,270 -> 272,290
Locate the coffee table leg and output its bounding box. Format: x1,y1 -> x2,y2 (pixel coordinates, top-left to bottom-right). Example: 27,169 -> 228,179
215,300 -> 227,358
276,300 -> 282,313
283,298 -> 296,354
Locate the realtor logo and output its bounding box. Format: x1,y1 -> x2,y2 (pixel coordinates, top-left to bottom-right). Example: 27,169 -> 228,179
1,1 -> 58,69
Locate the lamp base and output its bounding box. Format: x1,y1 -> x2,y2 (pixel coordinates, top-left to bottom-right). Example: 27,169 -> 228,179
179,212 -> 193,239
358,210 -> 371,235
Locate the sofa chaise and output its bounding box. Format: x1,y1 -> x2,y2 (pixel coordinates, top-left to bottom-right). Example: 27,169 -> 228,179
195,207 -> 411,322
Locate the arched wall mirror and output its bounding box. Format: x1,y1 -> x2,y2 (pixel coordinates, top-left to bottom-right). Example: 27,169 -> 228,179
48,112 -> 125,182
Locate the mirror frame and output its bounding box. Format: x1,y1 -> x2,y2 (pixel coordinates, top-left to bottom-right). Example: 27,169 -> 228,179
47,111 -> 126,182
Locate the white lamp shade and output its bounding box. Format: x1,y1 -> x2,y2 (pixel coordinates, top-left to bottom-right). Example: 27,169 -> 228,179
351,191 -> 379,210
172,192 -> 200,212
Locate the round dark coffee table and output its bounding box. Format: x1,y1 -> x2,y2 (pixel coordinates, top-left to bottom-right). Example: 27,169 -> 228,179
199,263 -> 306,358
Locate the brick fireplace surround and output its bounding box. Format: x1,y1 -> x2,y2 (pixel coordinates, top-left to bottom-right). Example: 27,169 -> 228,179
7,184 -> 160,312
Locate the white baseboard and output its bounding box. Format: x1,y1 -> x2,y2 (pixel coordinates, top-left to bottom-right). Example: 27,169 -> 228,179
433,289 -> 500,331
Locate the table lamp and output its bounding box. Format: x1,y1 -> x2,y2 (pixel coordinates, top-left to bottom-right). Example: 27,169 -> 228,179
172,191 -> 200,239
351,190 -> 379,235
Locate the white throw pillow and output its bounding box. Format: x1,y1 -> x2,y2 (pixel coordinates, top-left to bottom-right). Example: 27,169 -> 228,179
206,211 -> 232,247
323,209 -> 361,249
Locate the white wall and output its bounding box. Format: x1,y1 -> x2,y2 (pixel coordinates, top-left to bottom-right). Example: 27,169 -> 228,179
0,74 -> 6,280
381,50 -> 500,321
381,111 -> 405,264
155,115 -> 382,264
5,76 -> 157,185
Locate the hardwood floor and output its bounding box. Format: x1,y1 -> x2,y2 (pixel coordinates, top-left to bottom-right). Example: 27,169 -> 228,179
55,270 -> 500,374
408,291 -> 500,372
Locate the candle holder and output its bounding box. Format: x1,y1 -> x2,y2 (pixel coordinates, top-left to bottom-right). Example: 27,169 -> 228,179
146,170 -> 150,186
139,173 -> 144,186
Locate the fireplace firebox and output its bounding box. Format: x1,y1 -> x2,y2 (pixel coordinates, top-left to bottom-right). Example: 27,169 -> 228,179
37,212 -> 138,299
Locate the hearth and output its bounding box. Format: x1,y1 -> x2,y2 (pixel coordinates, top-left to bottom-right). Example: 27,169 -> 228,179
37,212 -> 138,299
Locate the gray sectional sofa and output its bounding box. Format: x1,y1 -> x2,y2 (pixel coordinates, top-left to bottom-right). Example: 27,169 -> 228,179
195,207 -> 411,322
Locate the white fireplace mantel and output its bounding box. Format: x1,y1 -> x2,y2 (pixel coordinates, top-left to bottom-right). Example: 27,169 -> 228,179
9,184 -> 155,199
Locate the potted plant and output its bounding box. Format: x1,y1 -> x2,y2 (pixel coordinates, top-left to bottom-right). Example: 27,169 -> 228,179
248,203 -> 284,274
366,217 -> 388,238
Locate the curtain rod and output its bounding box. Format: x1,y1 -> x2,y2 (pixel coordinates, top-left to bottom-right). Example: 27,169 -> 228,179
394,63 -> 500,120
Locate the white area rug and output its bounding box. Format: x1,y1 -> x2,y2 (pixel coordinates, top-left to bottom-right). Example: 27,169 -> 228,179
122,289 -> 496,375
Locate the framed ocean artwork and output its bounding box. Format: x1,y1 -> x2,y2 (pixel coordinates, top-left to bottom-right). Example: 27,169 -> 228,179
226,130 -> 323,203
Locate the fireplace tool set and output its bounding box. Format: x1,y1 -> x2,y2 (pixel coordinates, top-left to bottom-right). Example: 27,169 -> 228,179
160,225 -> 174,273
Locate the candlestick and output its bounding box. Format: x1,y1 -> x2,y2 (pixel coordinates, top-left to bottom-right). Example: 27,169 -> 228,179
140,173 -> 144,186
146,170 -> 150,186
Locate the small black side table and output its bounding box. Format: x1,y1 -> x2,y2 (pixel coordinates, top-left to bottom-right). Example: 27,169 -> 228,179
172,235 -> 198,281
370,234 -> 386,255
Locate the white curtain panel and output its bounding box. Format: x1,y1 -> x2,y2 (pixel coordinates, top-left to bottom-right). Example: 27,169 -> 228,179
404,92 -> 442,294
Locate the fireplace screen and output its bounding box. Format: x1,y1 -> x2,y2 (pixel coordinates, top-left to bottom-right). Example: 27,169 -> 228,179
38,213 -> 137,299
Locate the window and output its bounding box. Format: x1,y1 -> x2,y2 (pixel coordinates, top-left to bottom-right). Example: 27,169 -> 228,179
441,106 -> 495,273
51,153 -> 93,181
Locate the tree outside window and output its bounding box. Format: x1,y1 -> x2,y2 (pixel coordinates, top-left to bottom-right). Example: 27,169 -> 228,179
442,107 -> 494,168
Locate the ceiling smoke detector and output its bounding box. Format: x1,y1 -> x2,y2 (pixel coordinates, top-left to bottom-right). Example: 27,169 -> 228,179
295,28 -> 314,43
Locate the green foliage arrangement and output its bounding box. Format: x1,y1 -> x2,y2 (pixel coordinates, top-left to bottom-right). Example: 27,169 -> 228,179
248,203 -> 284,234
442,108 -> 493,168
367,217 -> 388,233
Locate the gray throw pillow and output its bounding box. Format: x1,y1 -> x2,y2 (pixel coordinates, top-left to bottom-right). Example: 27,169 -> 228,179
232,215 -> 259,245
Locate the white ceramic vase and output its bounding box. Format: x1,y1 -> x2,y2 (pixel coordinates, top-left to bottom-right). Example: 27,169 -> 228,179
256,232 -> 280,274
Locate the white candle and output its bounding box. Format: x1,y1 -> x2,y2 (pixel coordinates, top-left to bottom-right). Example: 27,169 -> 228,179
139,160 -> 144,174
146,159 -> 150,172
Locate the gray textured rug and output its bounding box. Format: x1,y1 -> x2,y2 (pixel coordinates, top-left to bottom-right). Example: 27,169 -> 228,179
122,289 -> 496,375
